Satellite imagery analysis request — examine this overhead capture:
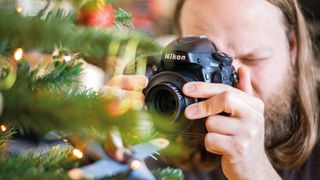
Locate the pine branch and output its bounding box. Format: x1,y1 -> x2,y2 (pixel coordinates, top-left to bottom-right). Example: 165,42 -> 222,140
152,167 -> 184,180
1,60 -> 161,136
0,12 -> 161,66
30,60 -> 83,91
0,128 -> 15,152
0,144 -> 75,180
115,8 -> 132,28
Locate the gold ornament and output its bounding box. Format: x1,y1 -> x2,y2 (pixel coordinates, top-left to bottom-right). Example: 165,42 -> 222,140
0,55 -> 17,90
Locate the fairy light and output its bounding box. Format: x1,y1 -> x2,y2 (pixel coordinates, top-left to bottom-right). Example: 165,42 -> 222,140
63,138 -> 68,142
14,48 -> 24,61
0,125 -> 7,132
130,160 -> 141,170
72,148 -> 83,159
63,55 -> 72,62
16,7 -> 23,13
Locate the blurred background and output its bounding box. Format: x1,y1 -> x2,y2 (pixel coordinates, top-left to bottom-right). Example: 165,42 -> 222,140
0,0 -> 319,90
1,0 -> 318,50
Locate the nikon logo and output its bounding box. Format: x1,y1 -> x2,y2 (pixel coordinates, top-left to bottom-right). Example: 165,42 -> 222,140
164,53 -> 186,61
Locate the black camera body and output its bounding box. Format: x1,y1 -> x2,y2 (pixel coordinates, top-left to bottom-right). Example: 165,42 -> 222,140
144,36 -> 238,133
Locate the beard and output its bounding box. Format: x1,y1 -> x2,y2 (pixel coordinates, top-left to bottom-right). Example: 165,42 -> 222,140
264,65 -> 298,150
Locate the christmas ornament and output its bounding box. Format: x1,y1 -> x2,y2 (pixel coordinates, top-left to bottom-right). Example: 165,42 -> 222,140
0,55 -> 17,90
77,0 -> 115,28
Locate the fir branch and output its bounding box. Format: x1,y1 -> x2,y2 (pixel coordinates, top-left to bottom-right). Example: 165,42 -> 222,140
115,8 -> 133,28
29,144 -> 75,169
1,61 -> 154,136
0,12 -> 161,66
0,144 -> 75,180
32,60 -> 83,91
152,167 -> 184,180
0,128 -> 15,152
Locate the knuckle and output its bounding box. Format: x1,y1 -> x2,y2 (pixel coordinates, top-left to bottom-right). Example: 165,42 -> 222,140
204,134 -> 213,151
251,112 -> 265,126
197,82 -> 204,91
233,139 -> 248,157
205,117 -> 214,131
201,100 -> 211,116
221,91 -> 233,104
245,126 -> 258,139
221,91 -> 233,113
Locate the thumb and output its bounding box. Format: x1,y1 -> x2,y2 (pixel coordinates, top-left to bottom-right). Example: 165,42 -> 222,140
236,67 -> 253,95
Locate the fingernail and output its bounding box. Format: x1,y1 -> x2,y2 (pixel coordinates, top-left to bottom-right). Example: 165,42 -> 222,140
184,83 -> 195,94
186,105 -> 197,117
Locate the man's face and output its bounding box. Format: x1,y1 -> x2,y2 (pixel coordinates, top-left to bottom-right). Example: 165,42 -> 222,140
180,0 -> 297,148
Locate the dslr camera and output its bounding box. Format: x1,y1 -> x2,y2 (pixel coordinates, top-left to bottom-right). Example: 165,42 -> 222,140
144,36 -> 238,133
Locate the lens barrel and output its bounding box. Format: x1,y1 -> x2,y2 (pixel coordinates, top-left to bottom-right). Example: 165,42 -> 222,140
144,72 -> 197,133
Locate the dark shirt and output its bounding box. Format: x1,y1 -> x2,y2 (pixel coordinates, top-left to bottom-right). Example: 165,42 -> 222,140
279,143 -> 320,180
147,143 -> 320,179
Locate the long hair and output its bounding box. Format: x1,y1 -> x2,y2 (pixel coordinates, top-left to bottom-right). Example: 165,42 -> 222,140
173,0 -> 319,170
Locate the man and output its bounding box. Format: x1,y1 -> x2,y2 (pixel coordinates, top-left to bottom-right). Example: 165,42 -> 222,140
104,0 -> 320,179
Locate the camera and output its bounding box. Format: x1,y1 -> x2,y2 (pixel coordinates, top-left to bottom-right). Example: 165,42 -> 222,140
143,36 -> 238,133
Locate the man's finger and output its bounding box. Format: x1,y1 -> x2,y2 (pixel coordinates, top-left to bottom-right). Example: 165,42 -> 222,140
206,115 -> 242,135
182,82 -> 234,98
184,91 -> 251,119
205,133 -> 234,156
107,75 -> 148,90
100,86 -> 145,101
236,67 -> 253,95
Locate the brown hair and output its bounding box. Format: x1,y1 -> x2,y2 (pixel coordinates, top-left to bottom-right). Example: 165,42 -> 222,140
173,0 -> 319,170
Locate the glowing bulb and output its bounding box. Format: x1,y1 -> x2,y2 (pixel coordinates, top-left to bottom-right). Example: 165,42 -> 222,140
0,125 -> 6,132
16,7 -> 23,13
130,160 -> 141,170
63,138 -> 68,142
64,55 -> 72,62
73,148 -> 83,159
14,48 -> 23,61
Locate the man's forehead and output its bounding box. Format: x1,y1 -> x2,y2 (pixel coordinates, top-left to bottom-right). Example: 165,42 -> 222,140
181,0 -> 283,29
180,0 -> 285,56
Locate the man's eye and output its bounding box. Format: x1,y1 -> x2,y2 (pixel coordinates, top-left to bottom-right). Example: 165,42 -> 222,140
240,58 -> 269,65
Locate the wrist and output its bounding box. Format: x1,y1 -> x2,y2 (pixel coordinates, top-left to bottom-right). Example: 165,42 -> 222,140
257,154 -> 281,180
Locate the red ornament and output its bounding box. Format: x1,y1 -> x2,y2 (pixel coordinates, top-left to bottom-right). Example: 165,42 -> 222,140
77,1 -> 115,28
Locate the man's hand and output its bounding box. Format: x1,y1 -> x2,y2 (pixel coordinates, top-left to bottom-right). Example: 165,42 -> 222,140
182,67 -> 280,180
100,75 -> 148,115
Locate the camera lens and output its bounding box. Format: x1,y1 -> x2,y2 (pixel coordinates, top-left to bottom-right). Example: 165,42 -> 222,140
154,89 -> 177,117
144,72 -> 198,134
145,82 -> 184,120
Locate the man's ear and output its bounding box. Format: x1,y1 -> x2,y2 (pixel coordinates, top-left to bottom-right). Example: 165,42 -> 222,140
288,30 -> 298,65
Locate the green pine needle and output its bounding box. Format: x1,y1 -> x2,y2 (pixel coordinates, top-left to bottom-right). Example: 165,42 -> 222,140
0,11 -> 161,66
115,8 -> 132,27
31,60 -> 83,91
0,144 -> 75,180
0,128 -> 15,152
1,60 -> 157,136
152,167 -> 184,180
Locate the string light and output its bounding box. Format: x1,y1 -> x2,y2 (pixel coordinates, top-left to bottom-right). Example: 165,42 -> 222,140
0,125 -> 7,132
16,7 -> 23,13
63,55 -> 72,62
63,138 -> 68,142
72,148 -> 83,159
14,48 -> 24,61
130,160 -> 141,170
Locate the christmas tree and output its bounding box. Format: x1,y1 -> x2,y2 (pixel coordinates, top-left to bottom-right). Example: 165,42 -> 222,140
0,0 -> 183,179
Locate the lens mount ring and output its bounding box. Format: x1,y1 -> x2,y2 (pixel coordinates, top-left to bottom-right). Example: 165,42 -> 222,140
144,71 -> 197,133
